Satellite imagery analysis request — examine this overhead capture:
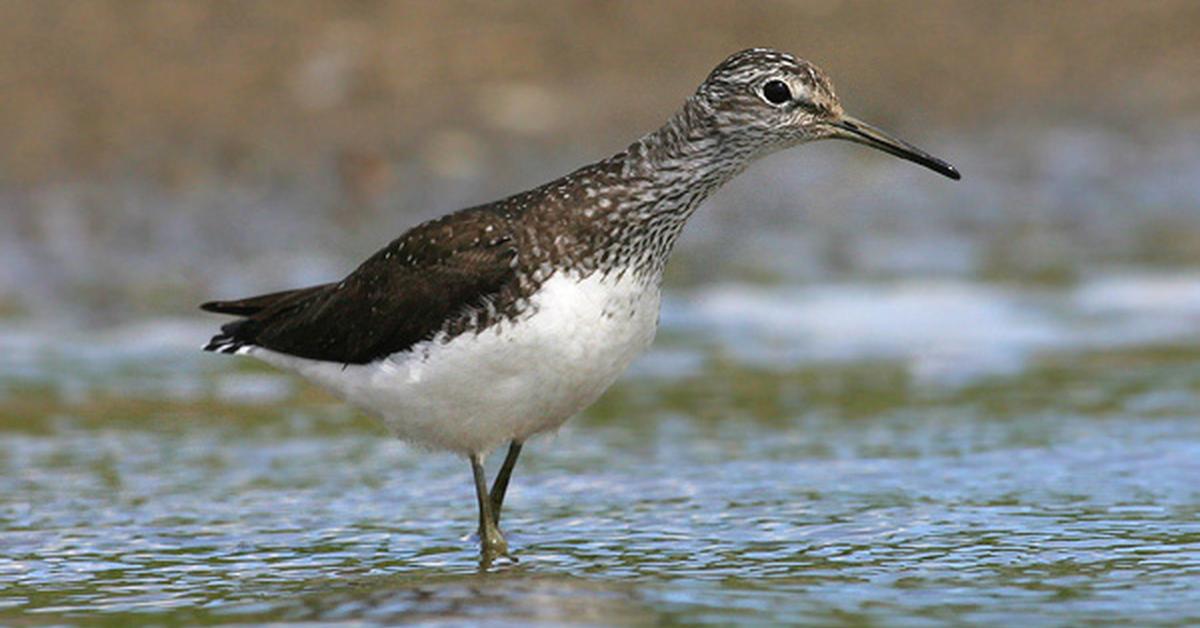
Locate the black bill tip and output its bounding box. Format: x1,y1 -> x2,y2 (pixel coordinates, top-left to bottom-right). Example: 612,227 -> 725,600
833,117 -> 961,181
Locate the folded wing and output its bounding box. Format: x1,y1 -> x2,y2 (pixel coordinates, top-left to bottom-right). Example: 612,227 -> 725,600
202,209 -> 517,364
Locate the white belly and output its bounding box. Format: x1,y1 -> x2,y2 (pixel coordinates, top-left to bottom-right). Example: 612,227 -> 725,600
248,271 -> 661,455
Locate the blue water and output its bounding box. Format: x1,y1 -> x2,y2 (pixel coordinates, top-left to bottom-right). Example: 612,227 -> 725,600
3,272 -> 1200,625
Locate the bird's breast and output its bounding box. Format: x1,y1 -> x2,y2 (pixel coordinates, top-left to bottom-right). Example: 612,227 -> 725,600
514,269 -> 662,373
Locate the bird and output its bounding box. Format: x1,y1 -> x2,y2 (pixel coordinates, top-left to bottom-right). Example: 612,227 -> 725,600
201,48 -> 960,564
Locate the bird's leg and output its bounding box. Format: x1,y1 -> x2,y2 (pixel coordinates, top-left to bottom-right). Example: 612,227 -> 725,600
488,440 -> 523,526
469,452 -> 508,564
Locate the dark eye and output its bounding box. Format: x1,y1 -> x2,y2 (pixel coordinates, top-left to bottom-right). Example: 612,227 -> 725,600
762,80 -> 792,105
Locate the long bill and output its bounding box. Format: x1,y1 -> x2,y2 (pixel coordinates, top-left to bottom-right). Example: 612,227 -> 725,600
829,115 -> 960,180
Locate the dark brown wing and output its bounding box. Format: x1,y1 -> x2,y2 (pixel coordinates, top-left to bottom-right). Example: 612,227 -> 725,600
202,208 -> 517,364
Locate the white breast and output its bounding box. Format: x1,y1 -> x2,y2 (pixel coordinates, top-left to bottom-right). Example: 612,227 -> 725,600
249,271 -> 661,455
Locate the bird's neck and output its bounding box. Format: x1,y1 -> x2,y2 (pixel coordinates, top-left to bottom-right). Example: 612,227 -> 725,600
560,97 -> 757,280
620,96 -> 756,212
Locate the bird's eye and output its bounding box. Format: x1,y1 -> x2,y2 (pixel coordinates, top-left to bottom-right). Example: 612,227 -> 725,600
762,80 -> 792,105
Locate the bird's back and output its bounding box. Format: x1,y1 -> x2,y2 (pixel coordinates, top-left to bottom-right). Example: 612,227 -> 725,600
201,151 -> 687,366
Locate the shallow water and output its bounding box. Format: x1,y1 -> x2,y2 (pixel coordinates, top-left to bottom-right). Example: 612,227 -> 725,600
2,274 -> 1200,625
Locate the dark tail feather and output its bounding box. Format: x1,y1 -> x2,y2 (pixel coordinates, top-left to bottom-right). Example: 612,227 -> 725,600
201,301 -> 258,316
202,283 -> 331,355
203,319 -> 256,354
200,284 -> 332,316
203,335 -> 243,353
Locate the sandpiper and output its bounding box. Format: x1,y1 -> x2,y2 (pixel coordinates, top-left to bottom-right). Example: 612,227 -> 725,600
202,48 -> 959,563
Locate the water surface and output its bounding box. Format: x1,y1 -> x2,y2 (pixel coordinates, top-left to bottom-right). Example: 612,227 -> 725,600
3,274 -> 1199,625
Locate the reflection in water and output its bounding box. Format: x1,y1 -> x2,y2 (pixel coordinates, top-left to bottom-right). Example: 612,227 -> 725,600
253,571 -> 652,625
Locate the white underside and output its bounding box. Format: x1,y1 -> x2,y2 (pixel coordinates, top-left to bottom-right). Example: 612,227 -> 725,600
246,271 -> 661,455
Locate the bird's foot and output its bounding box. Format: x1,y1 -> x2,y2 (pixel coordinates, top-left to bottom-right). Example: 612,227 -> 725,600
478,524 -> 516,567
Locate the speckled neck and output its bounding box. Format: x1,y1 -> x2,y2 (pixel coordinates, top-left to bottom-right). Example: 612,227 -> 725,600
557,97 -> 759,280
623,95 -> 757,198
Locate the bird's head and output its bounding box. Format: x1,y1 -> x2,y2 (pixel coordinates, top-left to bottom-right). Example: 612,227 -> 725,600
693,48 -> 960,180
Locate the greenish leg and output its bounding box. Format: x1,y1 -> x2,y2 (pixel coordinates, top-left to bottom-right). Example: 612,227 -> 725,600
488,440 -> 523,526
470,452 -> 509,564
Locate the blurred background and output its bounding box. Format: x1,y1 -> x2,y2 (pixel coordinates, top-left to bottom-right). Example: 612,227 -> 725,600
3,2 -> 1200,624
3,0 -> 1199,321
